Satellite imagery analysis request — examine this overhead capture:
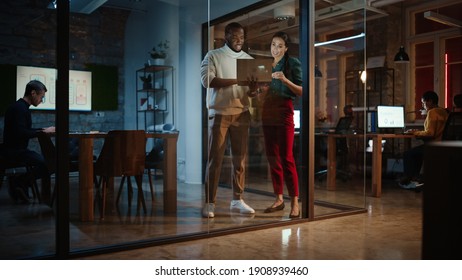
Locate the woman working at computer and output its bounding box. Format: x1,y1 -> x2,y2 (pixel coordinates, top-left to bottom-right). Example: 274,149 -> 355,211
254,31 -> 302,218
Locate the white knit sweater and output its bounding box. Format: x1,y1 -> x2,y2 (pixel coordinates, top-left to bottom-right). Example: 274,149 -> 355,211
200,44 -> 253,116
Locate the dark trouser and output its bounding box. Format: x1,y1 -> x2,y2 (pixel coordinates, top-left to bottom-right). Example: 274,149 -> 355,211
403,144 -> 424,180
2,148 -> 49,181
2,148 -> 51,196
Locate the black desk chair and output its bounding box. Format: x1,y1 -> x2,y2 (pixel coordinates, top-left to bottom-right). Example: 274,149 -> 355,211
0,154 -> 40,202
0,143 -> 40,203
442,112 -> 462,141
145,138 -> 163,201
315,117 -> 353,182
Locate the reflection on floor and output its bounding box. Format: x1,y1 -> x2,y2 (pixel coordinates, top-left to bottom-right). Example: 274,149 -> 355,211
82,177 -> 422,260
0,172 -> 422,259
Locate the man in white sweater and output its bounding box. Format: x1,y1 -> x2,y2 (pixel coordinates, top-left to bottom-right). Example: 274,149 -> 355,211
200,22 -> 257,218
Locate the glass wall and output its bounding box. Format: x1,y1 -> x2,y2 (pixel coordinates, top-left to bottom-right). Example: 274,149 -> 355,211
313,0 -> 368,216
0,0 -> 392,259
203,0 -> 368,223
203,0 -> 308,228
0,0 -> 58,259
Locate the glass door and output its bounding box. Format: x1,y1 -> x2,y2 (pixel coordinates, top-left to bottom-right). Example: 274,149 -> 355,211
313,0 -> 368,216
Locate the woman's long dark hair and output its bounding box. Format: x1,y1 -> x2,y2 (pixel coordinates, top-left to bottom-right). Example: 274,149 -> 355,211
272,31 -> 291,79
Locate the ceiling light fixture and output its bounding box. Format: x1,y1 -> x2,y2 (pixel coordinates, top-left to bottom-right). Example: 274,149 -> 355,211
394,46 -> 409,63
274,3 -> 295,21
424,11 -> 462,28
369,0 -> 404,8
47,0 -> 57,9
360,70 -> 367,83
314,33 -> 365,47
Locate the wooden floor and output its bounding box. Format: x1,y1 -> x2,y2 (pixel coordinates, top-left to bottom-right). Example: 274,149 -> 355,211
0,171 -> 422,259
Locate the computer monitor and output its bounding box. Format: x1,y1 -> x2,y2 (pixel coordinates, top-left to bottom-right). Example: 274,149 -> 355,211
294,109 -> 300,131
377,105 -> 405,129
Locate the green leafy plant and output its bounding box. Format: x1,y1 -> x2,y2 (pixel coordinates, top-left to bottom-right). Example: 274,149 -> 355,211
149,40 -> 170,59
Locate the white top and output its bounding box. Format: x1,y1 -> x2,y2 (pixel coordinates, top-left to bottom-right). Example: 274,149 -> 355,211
200,44 -> 253,116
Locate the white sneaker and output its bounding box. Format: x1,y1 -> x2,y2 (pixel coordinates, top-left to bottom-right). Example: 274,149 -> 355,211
230,199 -> 255,214
202,203 -> 215,218
398,181 -> 417,189
414,181 -> 424,187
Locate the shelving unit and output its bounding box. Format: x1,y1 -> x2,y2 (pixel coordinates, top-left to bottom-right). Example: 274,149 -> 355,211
346,67 -> 402,167
345,67 -> 395,131
345,67 -> 395,108
135,65 -> 174,131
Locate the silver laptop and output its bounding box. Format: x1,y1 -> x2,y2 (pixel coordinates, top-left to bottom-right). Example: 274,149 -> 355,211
236,58 -> 273,85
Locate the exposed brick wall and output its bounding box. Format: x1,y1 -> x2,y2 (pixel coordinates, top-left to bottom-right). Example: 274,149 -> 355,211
0,1 -> 129,152
366,5 -> 405,106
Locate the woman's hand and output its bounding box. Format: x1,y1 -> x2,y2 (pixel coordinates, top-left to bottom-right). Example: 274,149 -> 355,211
272,71 -> 286,82
272,71 -> 302,96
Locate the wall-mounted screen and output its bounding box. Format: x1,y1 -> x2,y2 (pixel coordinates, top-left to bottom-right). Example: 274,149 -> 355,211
16,65 -> 92,111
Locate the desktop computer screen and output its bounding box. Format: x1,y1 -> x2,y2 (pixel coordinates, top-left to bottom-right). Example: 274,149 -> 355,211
377,105 -> 405,129
294,109 -> 300,131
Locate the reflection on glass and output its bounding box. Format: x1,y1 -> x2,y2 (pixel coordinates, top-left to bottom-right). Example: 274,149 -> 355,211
203,0 -> 304,227
314,0 -> 367,217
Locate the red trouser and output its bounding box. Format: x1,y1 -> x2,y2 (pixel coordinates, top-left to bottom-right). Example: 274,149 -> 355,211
262,96 -> 299,197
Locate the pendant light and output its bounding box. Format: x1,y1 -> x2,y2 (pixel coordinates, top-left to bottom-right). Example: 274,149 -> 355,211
394,46 -> 409,63
315,65 -> 323,79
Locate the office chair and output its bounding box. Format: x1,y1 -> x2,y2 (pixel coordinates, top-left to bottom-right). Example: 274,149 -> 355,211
145,138 -> 163,201
442,112 -> 462,141
315,117 -> 353,182
94,130 -> 147,219
0,154 -> 40,203
0,142 -> 42,203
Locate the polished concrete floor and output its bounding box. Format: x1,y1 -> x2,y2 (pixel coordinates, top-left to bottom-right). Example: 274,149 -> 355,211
0,169 -> 422,259
80,177 -> 422,260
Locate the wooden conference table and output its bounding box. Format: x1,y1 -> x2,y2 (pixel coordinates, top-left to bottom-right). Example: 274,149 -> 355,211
70,131 -> 179,222
322,133 -> 415,197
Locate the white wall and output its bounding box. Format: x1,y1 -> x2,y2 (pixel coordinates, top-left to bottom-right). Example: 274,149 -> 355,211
124,0 -> 260,184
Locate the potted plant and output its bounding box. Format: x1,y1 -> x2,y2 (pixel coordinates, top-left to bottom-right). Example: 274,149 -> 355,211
140,74 -> 152,89
149,40 -> 169,65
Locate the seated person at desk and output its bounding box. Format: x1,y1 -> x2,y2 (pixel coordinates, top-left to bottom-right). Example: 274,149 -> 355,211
344,104 -> 353,117
343,104 -> 361,134
1,80 -> 55,203
453,93 -> 462,112
399,90 -> 448,189
315,114 -> 353,181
